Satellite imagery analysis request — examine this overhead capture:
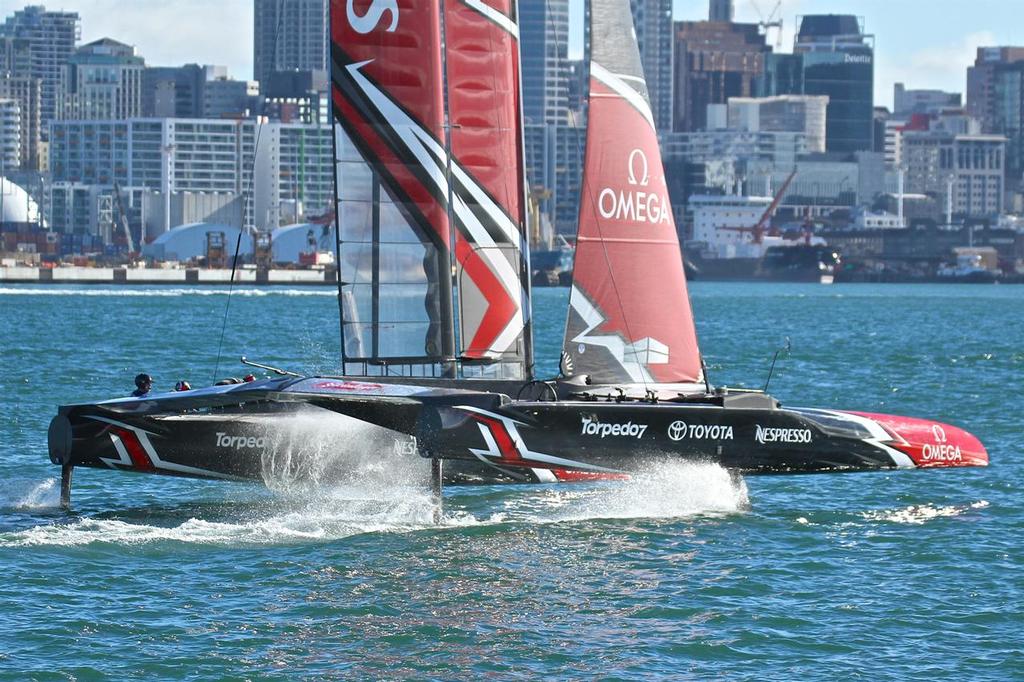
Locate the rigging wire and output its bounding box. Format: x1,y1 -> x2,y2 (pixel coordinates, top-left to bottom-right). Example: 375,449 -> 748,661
211,2 -> 287,383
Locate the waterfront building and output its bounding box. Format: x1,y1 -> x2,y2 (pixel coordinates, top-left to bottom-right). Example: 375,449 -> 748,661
253,122 -> 333,229
727,95 -> 828,153
893,83 -> 960,117
0,6 -> 79,138
0,97 -> 21,170
794,15 -> 875,154
966,46 -> 1024,133
630,0 -> 674,132
673,13 -> 770,133
253,0 -> 328,90
61,39 -> 144,121
48,118 -> 334,235
901,130 -> 1006,218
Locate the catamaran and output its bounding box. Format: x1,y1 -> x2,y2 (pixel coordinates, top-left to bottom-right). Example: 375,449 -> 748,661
47,0 -> 987,509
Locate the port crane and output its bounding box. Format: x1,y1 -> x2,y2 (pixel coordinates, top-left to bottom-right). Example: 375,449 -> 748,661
749,0 -> 784,48
112,181 -> 136,257
717,168 -> 797,244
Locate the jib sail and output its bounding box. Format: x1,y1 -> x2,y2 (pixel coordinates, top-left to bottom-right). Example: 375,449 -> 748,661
562,0 -> 702,385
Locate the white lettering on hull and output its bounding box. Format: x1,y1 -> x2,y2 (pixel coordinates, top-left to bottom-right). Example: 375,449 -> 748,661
581,417 -> 648,440
216,432 -> 269,450
755,425 -> 813,444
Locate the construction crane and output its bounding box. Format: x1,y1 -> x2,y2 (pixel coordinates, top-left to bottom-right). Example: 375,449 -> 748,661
718,169 -> 797,244
749,0 -> 784,48
112,181 -> 135,256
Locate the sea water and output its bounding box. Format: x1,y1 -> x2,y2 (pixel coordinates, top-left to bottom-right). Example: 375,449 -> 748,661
0,283 -> 1020,679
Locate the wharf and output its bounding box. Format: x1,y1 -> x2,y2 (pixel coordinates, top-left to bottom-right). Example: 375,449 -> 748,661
0,266 -> 335,285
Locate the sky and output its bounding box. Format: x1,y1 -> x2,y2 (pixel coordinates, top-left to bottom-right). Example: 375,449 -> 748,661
0,0 -> 1020,110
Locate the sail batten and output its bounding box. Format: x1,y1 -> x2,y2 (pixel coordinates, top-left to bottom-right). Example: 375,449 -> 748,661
562,0 -> 703,386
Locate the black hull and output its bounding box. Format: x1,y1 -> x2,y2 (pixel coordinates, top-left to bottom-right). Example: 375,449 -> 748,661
48,377 -> 987,492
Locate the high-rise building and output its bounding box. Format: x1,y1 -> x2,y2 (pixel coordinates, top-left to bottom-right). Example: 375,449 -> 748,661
893,83 -> 961,117
966,47 -> 1024,132
0,97 -> 21,170
61,38 -> 145,121
0,72 -> 40,170
263,69 -> 329,124
520,0 -> 569,125
630,0 -> 674,133
709,0 -> 734,23
253,0 -> 328,91
0,35 -> 32,74
794,15 -> 874,153
142,64 -> 210,118
0,6 -> 80,138
673,18 -> 770,132
202,77 -> 260,118
991,61 -> 1024,181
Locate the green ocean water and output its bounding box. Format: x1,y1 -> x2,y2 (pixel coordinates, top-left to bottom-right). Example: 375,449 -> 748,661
0,282 -> 1020,679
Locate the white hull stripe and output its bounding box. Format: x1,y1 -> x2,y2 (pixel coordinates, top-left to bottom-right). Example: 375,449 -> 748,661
805,409 -> 916,469
87,415 -> 250,481
458,405 -> 623,474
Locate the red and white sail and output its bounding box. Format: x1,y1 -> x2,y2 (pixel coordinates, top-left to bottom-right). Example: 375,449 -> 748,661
444,0 -> 532,374
331,0 -> 531,377
562,0 -> 702,385
331,0 -> 456,370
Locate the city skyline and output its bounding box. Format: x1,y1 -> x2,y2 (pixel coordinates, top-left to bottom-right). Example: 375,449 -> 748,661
0,0 -> 1017,110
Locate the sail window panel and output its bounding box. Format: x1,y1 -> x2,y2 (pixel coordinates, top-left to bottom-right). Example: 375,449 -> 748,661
338,200 -> 372,244
342,322 -> 372,360
377,243 -> 430,285
337,158 -> 372,202
335,125 -> 363,163
377,283 -> 432,324
377,321 -> 434,358
338,242 -> 373,285
376,197 -> 431,245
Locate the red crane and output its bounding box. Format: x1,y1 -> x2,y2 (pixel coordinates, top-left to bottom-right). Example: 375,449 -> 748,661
717,169 -> 797,244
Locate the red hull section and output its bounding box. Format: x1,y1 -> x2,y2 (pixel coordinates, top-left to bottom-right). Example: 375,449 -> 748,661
846,411 -> 989,468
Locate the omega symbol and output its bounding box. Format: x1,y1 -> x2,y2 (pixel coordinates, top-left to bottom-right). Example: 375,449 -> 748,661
627,149 -> 649,186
